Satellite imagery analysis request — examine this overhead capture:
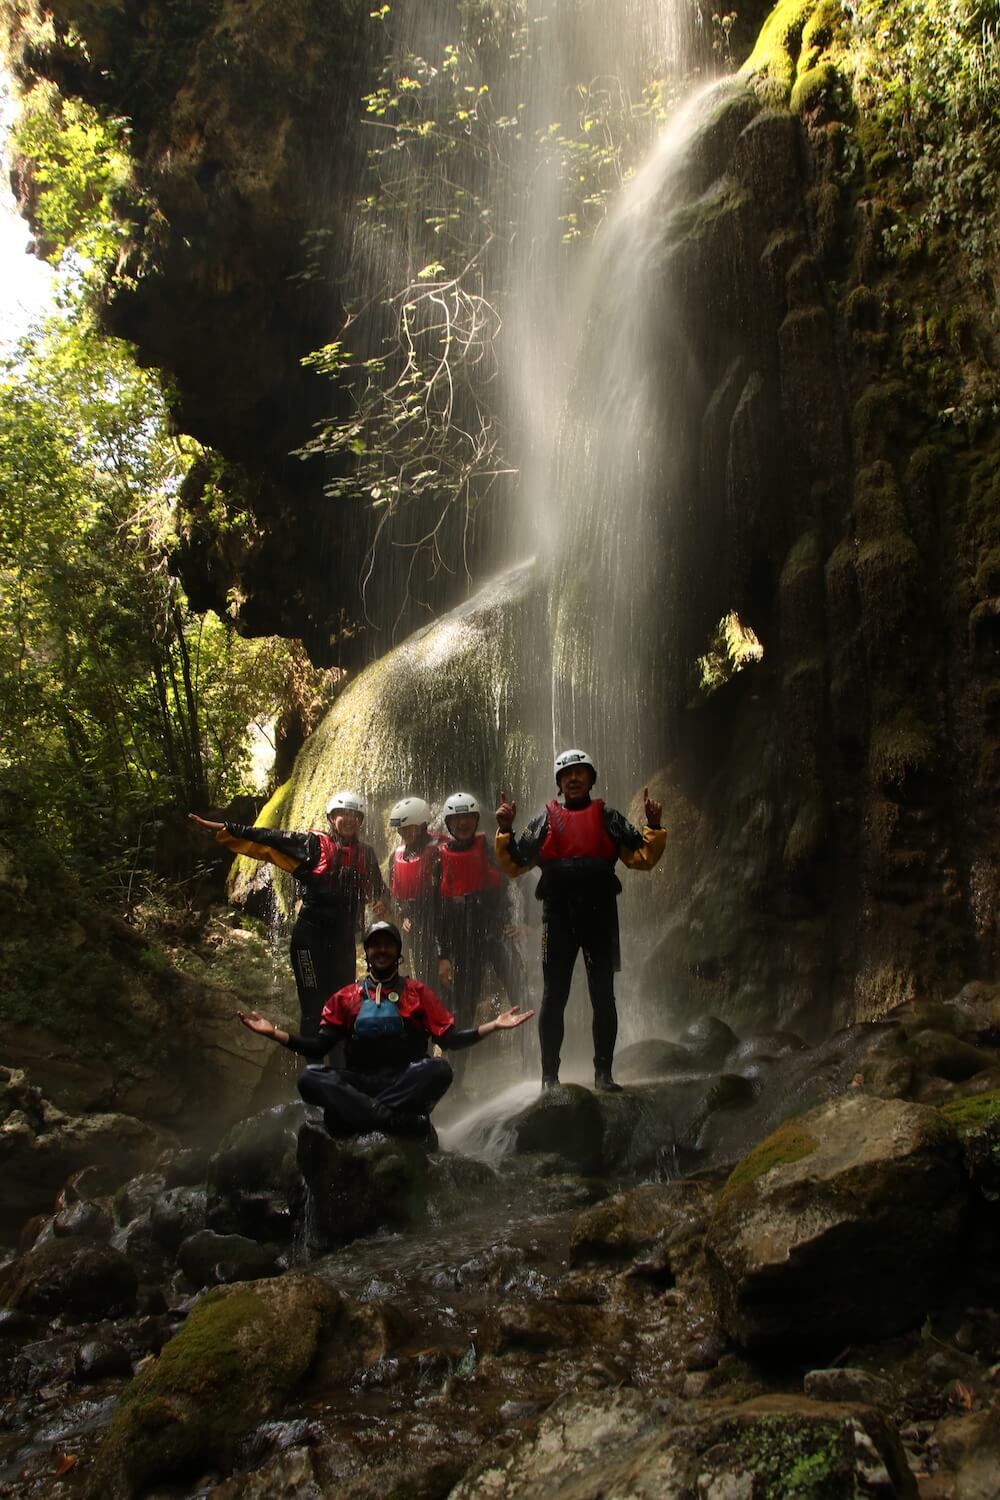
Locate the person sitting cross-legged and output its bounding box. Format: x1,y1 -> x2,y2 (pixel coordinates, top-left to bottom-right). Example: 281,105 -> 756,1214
238,920 -> 534,1148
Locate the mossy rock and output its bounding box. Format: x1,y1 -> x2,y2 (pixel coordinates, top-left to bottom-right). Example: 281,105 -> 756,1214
741,0 -> 823,103
227,564 -> 542,914
790,59 -> 840,115
906,1030 -> 995,1086
569,1179 -> 711,1268
869,705 -> 936,789
448,1388 -> 917,1499
940,1090 -> 1000,1199
720,1119 -> 819,1207
296,1123 -> 432,1249
86,1274 -> 343,1498
706,1093 -> 966,1353
0,1238 -> 137,1322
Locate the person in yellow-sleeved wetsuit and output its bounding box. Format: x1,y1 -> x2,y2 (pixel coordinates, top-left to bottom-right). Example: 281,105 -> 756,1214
494,749 -> 665,1092
189,791 -> 386,1039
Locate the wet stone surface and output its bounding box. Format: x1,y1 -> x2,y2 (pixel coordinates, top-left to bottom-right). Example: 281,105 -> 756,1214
0,1004 -> 998,1497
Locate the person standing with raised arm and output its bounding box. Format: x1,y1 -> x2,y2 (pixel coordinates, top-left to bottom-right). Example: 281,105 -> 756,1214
495,749 -> 665,1092
189,791 -> 386,1038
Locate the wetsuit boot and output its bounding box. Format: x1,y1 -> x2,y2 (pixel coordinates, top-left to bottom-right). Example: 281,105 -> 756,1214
594,1069 -> 623,1093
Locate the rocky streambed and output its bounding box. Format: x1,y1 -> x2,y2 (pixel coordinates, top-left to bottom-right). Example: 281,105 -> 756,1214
1,987 -> 998,1498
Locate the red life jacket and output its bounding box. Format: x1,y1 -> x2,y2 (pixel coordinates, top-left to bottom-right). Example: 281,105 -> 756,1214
390,838 -> 439,902
302,834 -> 374,913
539,799 -> 617,864
439,834 -> 503,898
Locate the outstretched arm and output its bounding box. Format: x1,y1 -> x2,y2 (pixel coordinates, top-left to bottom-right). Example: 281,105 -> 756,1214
237,1009 -> 289,1044
237,1009 -> 345,1059
439,1005 -> 535,1050
189,813 -> 224,832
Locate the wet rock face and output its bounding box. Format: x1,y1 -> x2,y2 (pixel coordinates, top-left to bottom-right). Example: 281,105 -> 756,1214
296,1123 -> 431,1249
705,1093 -> 967,1353
449,1388 -> 917,1499
207,1103 -> 305,1242
0,1067 -> 171,1226
176,1230 -> 280,1290
0,1239 -> 138,1321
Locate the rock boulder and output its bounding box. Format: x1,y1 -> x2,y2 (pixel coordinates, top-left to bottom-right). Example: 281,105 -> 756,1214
705,1092 -> 967,1353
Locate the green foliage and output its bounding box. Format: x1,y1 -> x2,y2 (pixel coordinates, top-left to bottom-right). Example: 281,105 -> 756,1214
696,610 -> 765,696
0,299 -> 330,902
0,66 -> 341,904
10,82 -> 135,279
852,0 -> 1000,295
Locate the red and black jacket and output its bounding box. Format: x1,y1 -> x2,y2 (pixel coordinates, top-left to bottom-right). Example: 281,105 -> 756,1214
282,974 -> 484,1072
496,798 -> 665,901
216,823 -> 385,923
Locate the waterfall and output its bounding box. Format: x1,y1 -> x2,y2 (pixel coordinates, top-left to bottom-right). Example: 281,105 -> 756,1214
527,78 -> 740,797
243,2 -> 750,1052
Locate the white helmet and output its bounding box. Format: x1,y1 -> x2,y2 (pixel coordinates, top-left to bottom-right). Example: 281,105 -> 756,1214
325,790 -> 366,820
554,748 -> 597,786
443,792 -> 480,824
389,796 -> 432,829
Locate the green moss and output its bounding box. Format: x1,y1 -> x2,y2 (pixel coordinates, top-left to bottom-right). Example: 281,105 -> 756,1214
133,1285 -> 257,1385
779,530 -> 821,592
974,546 -> 1000,600
801,0 -> 844,52
741,0 -> 821,103
92,1277 -> 340,1495
783,794 -> 826,868
940,1090 -> 1000,1129
664,179 -> 750,249
720,1413 -> 844,1497
843,284 -> 880,332
853,460 -> 906,537
869,706 -> 936,788
790,60 -> 840,115
722,1120 -> 818,1201
852,385 -> 910,463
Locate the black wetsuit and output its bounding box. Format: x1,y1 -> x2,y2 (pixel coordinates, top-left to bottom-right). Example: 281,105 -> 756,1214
496,800 -> 665,1079
217,823 -> 386,1036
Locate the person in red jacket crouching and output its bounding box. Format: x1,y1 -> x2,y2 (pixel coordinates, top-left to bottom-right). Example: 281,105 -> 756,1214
238,921 -> 533,1147
495,749 -> 665,1094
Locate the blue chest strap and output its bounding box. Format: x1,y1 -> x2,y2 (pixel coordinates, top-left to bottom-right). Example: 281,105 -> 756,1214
353,978 -> 405,1039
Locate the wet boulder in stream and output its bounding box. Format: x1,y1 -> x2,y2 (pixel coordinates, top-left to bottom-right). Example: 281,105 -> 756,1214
85,1273 -> 343,1498
296,1123 -> 431,1248
207,1102 -> 305,1241
177,1229 -> 280,1289
506,1076 -> 753,1176
509,1084 -> 606,1173
706,1092 -> 968,1353
0,1237 -> 137,1321
0,1066 -> 172,1228
614,1038 -> 698,1080
570,1179 -> 713,1272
